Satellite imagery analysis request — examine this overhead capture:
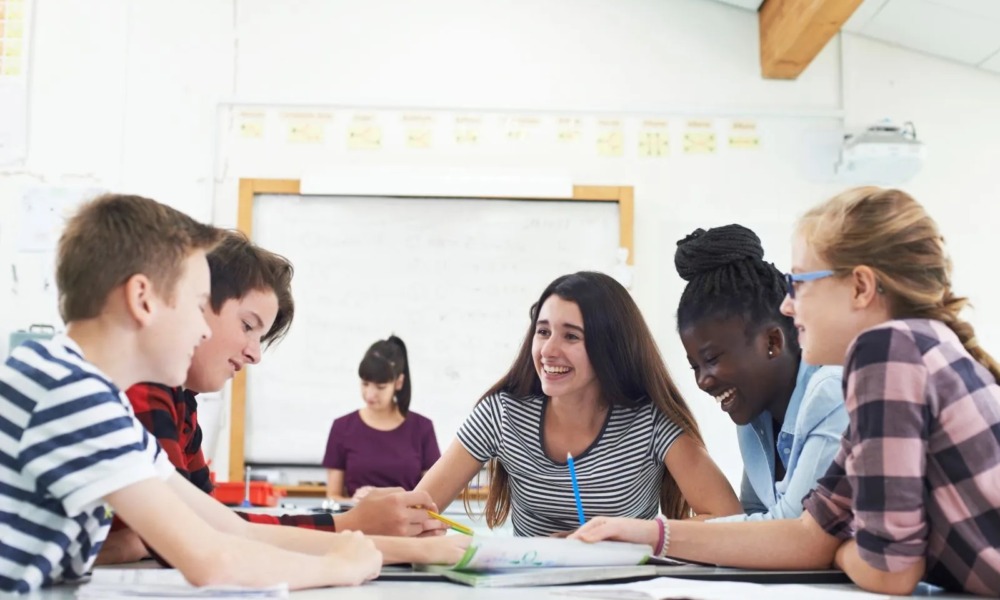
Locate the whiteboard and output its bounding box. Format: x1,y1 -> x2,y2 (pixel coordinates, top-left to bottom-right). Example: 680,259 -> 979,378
246,194 -> 622,464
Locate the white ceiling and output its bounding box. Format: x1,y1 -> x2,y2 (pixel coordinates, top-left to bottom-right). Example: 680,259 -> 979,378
711,0 -> 1000,74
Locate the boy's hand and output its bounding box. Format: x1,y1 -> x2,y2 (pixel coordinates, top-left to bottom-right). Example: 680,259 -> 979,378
383,533 -> 472,566
327,531 -> 382,585
335,490 -> 447,537
568,516 -> 658,547
351,486 -> 374,502
419,534 -> 472,565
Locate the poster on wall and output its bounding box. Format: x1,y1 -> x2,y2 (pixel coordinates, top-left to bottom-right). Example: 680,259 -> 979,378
0,0 -> 31,165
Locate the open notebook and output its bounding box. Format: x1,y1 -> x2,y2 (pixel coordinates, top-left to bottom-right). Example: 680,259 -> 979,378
418,536 -> 663,587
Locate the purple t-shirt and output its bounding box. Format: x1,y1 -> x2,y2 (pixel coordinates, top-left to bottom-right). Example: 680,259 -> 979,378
322,410 -> 441,496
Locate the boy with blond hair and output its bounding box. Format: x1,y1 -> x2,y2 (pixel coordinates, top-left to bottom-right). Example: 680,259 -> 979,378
0,195 -> 388,593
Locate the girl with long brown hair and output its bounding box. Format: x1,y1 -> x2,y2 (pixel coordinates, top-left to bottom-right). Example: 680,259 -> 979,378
417,271 -> 739,536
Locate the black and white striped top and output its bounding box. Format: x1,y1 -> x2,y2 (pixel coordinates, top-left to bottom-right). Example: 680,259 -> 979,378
457,392 -> 683,537
0,337 -> 174,593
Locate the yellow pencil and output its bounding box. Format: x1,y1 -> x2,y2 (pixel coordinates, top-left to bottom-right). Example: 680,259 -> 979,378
426,510 -> 474,535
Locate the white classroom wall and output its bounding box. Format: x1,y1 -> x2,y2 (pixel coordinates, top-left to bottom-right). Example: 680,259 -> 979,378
3,0 -> 1000,490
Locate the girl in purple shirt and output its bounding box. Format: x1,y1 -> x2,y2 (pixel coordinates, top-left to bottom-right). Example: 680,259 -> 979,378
324,336 -> 441,502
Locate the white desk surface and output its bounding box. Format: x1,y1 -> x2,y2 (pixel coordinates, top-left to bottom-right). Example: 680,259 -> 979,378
19,567 -> 973,599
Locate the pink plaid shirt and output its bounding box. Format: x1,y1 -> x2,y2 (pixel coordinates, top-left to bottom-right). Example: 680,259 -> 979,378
804,319 -> 1000,596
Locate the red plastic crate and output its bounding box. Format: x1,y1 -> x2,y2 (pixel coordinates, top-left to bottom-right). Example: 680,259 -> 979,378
210,481 -> 286,507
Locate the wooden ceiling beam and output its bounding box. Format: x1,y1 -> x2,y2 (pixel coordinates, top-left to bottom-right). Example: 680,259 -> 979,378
759,0 -> 864,79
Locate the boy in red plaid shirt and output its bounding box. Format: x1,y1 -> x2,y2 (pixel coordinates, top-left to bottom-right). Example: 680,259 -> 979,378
98,231 -> 454,566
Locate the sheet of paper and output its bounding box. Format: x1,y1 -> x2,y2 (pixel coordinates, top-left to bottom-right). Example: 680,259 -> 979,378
553,576 -> 888,600
454,536 -> 652,571
76,569 -> 288,598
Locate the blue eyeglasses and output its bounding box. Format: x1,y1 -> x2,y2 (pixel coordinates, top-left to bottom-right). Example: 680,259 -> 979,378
784,270 -> 835,299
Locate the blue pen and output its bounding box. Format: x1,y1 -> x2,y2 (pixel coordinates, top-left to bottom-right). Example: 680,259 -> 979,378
241,465 -> 252,508
566,452 -> 585,526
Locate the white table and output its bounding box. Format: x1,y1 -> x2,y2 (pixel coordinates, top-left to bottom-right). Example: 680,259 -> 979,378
20,566 -> 972,599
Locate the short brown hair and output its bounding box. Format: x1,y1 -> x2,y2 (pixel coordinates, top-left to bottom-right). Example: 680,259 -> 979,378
57,193 -> 222,322
207,230 -> 295,347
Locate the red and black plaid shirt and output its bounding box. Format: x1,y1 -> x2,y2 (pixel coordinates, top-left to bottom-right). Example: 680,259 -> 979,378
124,383 -> 336,531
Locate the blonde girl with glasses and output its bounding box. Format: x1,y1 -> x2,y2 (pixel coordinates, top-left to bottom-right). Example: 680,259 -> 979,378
570,187 -> 1000,597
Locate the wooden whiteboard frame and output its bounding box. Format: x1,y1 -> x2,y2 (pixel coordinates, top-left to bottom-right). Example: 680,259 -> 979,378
229,177 -> 635,485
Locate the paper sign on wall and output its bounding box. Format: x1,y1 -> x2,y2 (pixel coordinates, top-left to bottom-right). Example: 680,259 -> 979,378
403,114 -> 434,149
638,119 -> 669,157
683,119 -> 716,154
236,110 -> 266,140
596,119 -> 624,157
284,111 -> 331,144
556,117 -> 583,144
729,120 -> 760,149
454,115 -> 482,145
505,116 -> 541,143
347,114 -> 382,150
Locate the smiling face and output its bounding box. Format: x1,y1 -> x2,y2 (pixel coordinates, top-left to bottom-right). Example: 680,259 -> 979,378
680,316 -> 782,426
183,288 -> 279,393
779,233 -> 860,366
531,295 -> 600,403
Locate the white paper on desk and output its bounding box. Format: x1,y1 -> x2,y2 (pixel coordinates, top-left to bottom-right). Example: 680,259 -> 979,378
454,537 -> 652,570
77,569 -> 288,598
552,576 -> 888,599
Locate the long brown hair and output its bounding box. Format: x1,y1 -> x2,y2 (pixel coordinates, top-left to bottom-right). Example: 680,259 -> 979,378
465,272 -> 704,527
799,187 -> 1000,381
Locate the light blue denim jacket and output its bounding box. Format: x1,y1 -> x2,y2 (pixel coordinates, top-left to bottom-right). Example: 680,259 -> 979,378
711,361 -> 847,522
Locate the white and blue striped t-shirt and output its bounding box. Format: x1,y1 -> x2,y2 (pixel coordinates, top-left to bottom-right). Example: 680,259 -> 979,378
457,392 -> 683,537
0,336 -> 174,593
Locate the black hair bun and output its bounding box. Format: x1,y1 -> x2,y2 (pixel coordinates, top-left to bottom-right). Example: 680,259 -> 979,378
674,224 -> 764,282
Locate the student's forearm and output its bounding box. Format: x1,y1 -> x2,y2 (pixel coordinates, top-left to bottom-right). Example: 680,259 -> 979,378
242,520 -> 354,555
834,540 -> 924,595
371,537 -> 406,564
245,528 -> 404,565
668,514 -> 840,570
183,532 -> 368,589
114,478 -> 377,588
370,536 -> 426,564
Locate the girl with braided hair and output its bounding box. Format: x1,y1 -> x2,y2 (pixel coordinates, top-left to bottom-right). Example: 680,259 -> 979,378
674,224 -> 847,523
570,188 -> 1000,596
